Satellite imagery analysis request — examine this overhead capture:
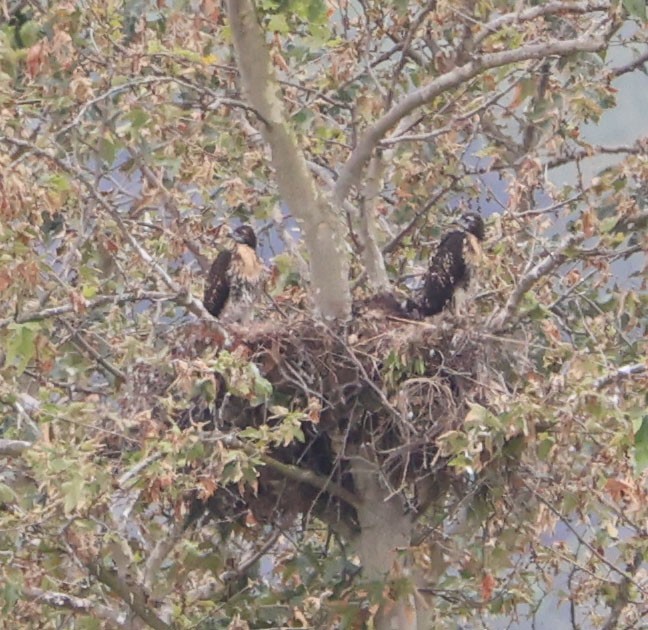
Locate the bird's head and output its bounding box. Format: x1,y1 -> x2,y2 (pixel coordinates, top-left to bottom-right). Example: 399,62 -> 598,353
231,224 -> 257,249
457,212 -> 485,241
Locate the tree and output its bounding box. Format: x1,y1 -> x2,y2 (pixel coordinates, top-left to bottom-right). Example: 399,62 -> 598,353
1,1 -> 647,628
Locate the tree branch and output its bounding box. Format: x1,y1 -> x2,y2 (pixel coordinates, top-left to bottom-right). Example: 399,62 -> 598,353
21,586 -> 124,627
524,481 -> 648,597
0,291 -> 175,329
0,438 -> 33,457
226,0 -> 351,320
601,550 -> 644,630
546,136 -> 648,170
488,233 -> 585,331
0,136 -> 214,323
207,431 -> 362,510
334,30 -> 613,204
472,1 -> 610,49
381,185 -> 453,255
187,528 -> 281,603
357,154 -> 390,290
381,72 -> 521,146
610,47 -> 648,78
59,319 -> 127,383
594,363 -> 646,390
87,561 -> 173,630
143,519 -> 185,591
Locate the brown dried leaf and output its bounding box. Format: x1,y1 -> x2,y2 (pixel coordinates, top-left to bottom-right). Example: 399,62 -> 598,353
69,290 -> 88,314
0,270 -> 12,292
481,572 -> 496,601
26,42 -> 46,79
581,208 -> 596,237
604,477 -> 633,502
198,476 -> 218,500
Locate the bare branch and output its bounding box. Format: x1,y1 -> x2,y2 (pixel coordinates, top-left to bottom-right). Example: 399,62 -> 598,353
472,1 -> 610,49
143,519 -> 185,591
118,453 -> 165,489
488,233 -> 585,331
610,47 -> 648,78
21,586 -> 124,627
335,30 -> 613,204
187,528 -> 282,603
0,438 -> 33,457
87,561 -> 173,630
381,73 -> 521,146
386,1 -> 437,106
594,363 -> 647,390
546,136 -> 648,169
358,154 -> 390,290
382,185 -> 452,255
59,319 -> 127,383
205,431 -> 362,510
0,291 -> 175,329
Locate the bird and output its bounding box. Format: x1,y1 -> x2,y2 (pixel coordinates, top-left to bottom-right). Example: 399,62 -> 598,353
203,224 -> 265,322
407,211 -> 485,317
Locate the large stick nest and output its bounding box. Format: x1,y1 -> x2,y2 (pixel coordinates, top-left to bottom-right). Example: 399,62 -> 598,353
160,297 -> 517,536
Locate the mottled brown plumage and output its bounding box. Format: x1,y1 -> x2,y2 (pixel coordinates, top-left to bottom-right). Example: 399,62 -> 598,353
408,212 -> 485,317
203,225 -> 265,322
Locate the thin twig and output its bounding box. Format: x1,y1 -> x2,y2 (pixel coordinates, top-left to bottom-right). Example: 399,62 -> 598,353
335,28 -> 614,204
523,481 -> 648,597
488,232 -> 585,332
0,291 -> 174,329
203,430 -> 362,510
610,48 -> 648,78
187,528 -> 282,603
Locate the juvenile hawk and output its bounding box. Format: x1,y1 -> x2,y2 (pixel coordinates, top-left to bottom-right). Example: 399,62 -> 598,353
203,225 -> 265,322
408,212 -> 485,317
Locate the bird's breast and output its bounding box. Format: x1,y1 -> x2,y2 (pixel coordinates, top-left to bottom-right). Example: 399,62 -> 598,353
233,245 -> 265,281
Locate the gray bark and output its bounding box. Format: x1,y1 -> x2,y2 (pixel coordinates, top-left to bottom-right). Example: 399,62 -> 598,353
351,448 -> 417,630
226,0 -> 352,321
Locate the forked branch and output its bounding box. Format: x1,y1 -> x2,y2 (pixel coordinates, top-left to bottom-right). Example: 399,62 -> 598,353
488,233 -> 585,331
335,25 -> 615,204
226,0 -> 352,320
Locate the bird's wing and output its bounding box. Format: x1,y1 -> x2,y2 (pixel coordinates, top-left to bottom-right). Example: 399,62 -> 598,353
203,249 -> 232,318
418,231 -> 467,316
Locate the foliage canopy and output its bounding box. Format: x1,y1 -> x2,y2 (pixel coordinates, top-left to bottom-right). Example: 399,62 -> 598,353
1,0 -> 647,628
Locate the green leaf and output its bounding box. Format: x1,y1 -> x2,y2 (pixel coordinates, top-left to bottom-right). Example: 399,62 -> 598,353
18,21 -> 41,48
633,416 -> 648,473
2,578 -> 22,611
0,482 -> 17,503
239,426 -> 263,439
267,14 -> 290,33
623,0 -> 647,20
537,436 -> 554,461
98,137 -> 117,164
62,475 -> 86,515
5,322 -> 39,375
128,108 -> 149,130
47,173 -> 72,192
464,403 -> 501,429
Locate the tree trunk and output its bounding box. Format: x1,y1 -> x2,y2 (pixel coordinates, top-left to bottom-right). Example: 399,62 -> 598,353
226,0 -> 352,321
351,449 -> 417,630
